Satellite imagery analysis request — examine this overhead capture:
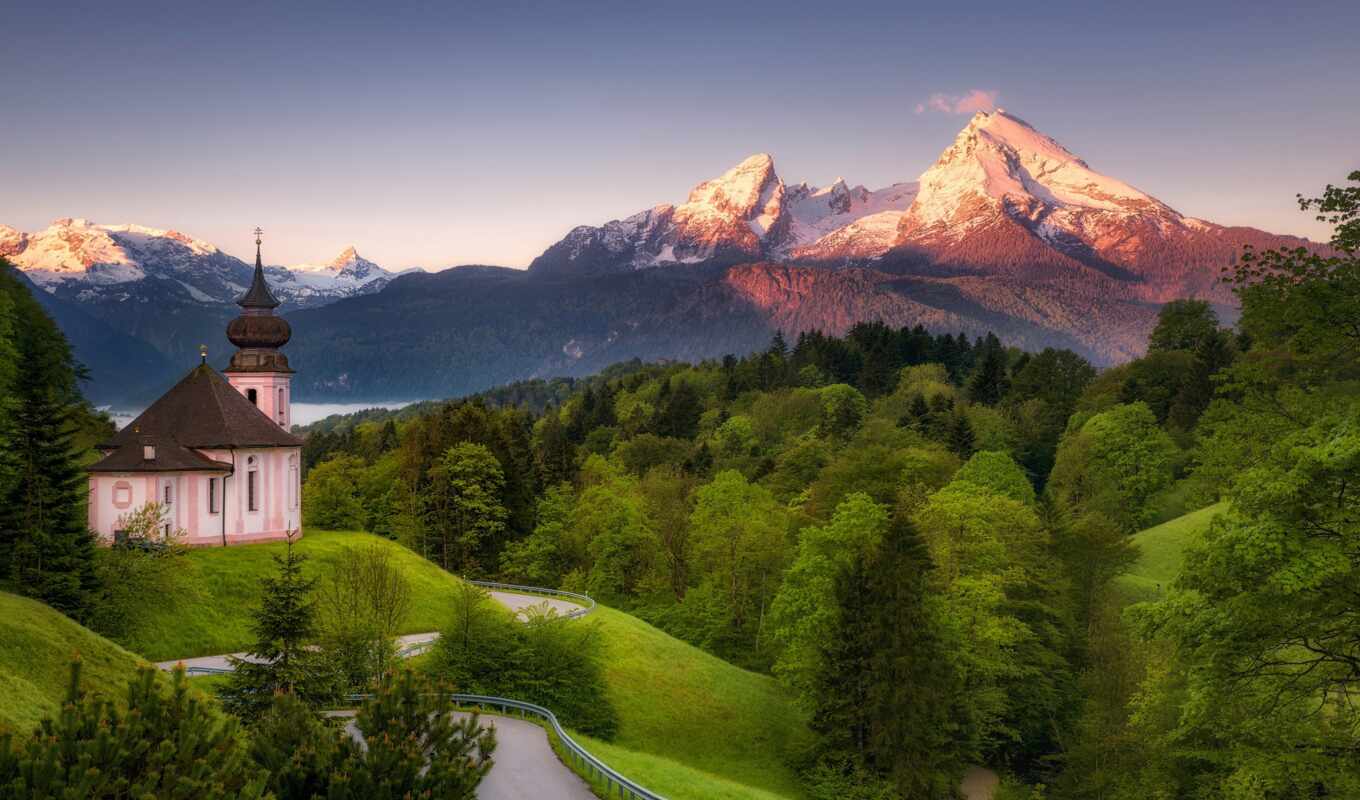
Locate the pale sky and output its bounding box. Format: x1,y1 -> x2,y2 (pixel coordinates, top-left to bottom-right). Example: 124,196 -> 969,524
3,0 -> 1356,270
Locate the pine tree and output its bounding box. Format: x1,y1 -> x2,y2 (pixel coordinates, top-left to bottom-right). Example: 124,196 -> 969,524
948,412 -> 976,458
221,531 -> 332,720
966,334 -> 1010,405
0,660 -> 268,798
0,265 -> 99,622
338,670 -> 496,799
807,519 -> 962,796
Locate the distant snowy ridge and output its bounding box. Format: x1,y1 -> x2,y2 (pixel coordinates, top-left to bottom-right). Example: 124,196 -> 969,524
528,155 -> 920,276
0,218 -> 406,307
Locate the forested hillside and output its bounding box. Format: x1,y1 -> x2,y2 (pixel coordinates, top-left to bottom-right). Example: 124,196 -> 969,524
296,171 -> 1360,796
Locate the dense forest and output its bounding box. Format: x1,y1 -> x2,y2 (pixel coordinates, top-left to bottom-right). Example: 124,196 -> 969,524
2,171 -> 1358,798
296,173 -> 1360,797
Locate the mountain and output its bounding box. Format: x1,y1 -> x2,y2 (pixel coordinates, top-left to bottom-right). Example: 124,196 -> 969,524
1,218 -> 406,404
882,109 -> 1307,306
529,154 -> 920,276
1,219 -> 404,307
13,111 -> 1325,403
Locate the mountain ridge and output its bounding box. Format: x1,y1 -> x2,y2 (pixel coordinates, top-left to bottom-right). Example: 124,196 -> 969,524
8,110 -> 1326,403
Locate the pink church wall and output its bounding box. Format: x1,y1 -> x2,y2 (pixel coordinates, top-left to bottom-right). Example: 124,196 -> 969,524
87,445 -> 301,547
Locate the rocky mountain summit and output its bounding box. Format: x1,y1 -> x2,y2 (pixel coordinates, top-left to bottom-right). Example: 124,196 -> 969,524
4,111 -> 1324,404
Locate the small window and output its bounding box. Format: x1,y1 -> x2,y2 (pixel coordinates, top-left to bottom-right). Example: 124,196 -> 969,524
247,469 -> 258,512
163,483 -> 173,505
208,477 -> 220,514
247,388 -> 258,406
278,387 -> 286,424
113,483 -> 133,508
289,457 -> 299,509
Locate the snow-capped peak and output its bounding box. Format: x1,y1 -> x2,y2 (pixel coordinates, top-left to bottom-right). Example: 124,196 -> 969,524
682,153 -> 781,218
904,109 -> 1174,234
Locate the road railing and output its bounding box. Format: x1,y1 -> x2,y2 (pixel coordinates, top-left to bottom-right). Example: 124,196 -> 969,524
467,579 -> 597,620
180,583 -> 663,799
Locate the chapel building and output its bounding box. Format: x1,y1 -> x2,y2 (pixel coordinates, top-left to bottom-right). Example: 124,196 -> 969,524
87,232 -> 303,545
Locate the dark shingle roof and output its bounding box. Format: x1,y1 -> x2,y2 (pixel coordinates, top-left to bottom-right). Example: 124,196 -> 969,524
89,436 -> 233,473
89,364 -> 301,473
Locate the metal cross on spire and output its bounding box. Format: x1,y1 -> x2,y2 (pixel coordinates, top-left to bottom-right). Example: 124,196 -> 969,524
254,226 -> 264,247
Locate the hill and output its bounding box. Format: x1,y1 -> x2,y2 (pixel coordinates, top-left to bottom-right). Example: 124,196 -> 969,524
0,591 -> 150,730
125,530 -> 467,661
126,530 -> 809,798
1114,502 -> 1226,603
575,607 -> 809,799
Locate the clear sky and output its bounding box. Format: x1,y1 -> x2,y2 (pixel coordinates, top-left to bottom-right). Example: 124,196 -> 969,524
3,0 -> 1357,269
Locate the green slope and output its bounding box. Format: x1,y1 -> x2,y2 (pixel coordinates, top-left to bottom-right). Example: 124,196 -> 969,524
126,529 -> 467,660
0,591 -> 150,730
133,530 -> 809,798
576,607 -> 810,800
1114,502 -> 1226,603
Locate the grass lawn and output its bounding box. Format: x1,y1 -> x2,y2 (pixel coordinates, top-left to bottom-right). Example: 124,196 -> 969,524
571,607 -> 810,800
574,735 -> 798,800
127,529 -> 464,661
0,591 -> 151,730
1114,502 -> 1226,604
134,530 -> 809,798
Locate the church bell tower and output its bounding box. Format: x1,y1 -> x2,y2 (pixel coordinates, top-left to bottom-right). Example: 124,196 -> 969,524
224,228 -> 294,428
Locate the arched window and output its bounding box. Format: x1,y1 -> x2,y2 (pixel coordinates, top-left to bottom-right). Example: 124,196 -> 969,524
247,456 -> 259,512
278,387 -> 286,426
288,454 -> 299,509
247,388 -> 258,406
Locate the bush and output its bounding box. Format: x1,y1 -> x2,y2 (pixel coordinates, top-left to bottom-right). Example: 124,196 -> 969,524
0,661 -> 267,798
249,671 -> 496,800
428,583 -> 618,737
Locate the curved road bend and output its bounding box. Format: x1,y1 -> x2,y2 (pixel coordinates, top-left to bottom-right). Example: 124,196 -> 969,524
154,590 -> 586,672
330,709 -> 596,800
156,590 -> 596,800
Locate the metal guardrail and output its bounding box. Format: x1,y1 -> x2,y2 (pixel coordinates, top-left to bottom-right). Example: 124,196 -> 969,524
451,693 -> 664,800
183,583 -> 663,799
467,579 -> 598,620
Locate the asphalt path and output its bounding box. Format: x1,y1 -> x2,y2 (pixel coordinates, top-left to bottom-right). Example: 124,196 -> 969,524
157,589 -> 598,798
155,590 -> 585,672
331,709 -> 597,800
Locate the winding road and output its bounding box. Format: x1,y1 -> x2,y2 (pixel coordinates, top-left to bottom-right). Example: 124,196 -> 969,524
158,587 -> 600,800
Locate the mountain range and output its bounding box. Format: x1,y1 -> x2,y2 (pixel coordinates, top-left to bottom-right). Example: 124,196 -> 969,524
5,110 -> 1318,406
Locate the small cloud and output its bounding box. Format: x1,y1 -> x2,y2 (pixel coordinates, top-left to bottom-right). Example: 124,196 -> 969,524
915,89 -> 999,115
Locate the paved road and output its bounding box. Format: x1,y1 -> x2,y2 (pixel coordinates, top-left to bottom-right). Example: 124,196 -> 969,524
155,590 -> 584,672
488,590 -> 584,619
157,589 -> 596,799
333,710 -> 596,800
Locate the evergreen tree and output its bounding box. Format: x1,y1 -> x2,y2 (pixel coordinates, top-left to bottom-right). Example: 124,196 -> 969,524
248,672 -> 497,800
947,412 -> 976,458
965,334 -> 1010,404
0,661 -> 268,798
0,265 -> 99,622
221,531 -> 331,719
653,378 -> 703,439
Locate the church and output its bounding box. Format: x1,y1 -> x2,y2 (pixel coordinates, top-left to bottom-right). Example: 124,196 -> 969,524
87,232 -> 303,546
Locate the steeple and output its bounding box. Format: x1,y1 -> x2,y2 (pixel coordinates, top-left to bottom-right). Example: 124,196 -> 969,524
238,227 -> 280,310
225,227 -> 292,374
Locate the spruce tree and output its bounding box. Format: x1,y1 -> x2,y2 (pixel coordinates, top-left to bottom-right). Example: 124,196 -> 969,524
807,518 -> 962,796
221,531 -> 331,720
948,412 -> 976,458
0,265 -> 98,622
966,334 -> 1011,404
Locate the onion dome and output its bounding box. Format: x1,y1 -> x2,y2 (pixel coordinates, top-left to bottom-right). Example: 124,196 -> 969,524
225,229 -> 294,373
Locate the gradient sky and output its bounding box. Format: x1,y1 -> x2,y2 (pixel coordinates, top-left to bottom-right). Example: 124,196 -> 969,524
3,0 -> 1357,269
